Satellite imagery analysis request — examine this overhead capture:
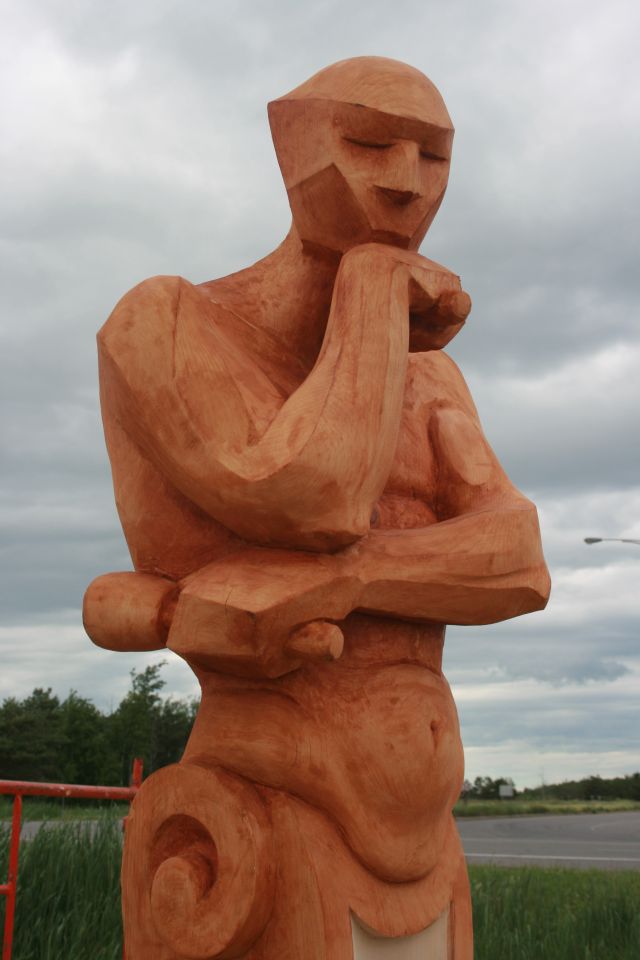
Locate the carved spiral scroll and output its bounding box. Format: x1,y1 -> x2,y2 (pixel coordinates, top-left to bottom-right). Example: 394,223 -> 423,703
122,763 -> 275,959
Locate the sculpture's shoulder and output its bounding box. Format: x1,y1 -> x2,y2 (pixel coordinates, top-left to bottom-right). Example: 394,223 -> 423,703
97,275 -> 235,402
98,274 -> 192,368
407,349 -> 479,420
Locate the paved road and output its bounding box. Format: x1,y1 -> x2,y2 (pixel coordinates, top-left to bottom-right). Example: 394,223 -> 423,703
9,811 -> 640,870
14,819 -> 119,841
457,810 -> 640,869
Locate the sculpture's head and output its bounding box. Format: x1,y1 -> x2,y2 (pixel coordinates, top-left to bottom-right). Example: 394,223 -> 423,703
268,56 -> 453,255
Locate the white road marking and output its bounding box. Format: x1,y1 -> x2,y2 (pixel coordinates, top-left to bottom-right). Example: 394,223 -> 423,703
466,853 -> 640,862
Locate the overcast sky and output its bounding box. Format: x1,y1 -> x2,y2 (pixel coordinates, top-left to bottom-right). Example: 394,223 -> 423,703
1,0 -> 639,789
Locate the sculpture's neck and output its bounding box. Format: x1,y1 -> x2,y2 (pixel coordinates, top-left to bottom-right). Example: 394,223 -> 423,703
207,226 -> 340,372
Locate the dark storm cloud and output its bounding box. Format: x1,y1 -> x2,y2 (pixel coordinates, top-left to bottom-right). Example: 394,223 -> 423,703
2,0 -> 639,785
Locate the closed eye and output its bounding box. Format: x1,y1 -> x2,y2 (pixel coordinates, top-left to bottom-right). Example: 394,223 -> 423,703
420,149 -> 447,162
343,137 -> 392,150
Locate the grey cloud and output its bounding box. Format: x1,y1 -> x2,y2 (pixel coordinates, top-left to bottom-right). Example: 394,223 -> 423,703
455,687 -> 640,754
445,621 -> 639,688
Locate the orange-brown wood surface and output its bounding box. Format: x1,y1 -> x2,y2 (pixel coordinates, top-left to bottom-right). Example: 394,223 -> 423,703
84,56 -> 550,958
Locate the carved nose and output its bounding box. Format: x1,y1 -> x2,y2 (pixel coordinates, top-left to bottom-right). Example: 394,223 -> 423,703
376,186 -> 420,206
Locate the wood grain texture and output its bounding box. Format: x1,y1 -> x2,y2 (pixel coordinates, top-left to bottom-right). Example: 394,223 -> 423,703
85,55 -> 550,958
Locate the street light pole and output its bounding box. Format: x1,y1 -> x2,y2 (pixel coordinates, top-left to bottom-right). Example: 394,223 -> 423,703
584,537 -> 640,545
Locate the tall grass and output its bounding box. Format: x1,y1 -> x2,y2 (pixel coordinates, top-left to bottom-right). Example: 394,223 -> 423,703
455,798 -> 640,817
0,797 -> 129,822
0,820 -> 122,959
470,865 -> 640,960
1,824 -> 639,958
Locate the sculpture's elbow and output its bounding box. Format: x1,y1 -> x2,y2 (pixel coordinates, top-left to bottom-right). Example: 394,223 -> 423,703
495,499 -> 551,619
518,501 -> 551,611
476,562 -> 550,627
520,561 -> 551,614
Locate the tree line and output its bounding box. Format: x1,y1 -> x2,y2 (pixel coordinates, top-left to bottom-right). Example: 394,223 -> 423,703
521,773 -> 640,801
462,772 -> 640,801
0,662 -> 196,786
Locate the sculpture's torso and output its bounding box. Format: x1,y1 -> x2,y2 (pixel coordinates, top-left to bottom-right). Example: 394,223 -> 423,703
103,271 -> 466,885
103,276 -> 453,579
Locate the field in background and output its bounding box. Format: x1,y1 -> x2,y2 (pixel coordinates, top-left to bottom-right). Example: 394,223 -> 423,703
4,796 -> 640,823
0,797 -> 128,822
470,864 -> 640,959
1,821 -> 639,959
454,798 -> 640,817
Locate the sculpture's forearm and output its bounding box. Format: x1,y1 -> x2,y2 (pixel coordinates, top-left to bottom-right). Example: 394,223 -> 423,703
348,501 -> 551,625
84,501 -> 548,669
170,502 -> 548,672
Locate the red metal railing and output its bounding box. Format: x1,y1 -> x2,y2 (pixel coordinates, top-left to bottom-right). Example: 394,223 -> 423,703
0,758 -> 143,960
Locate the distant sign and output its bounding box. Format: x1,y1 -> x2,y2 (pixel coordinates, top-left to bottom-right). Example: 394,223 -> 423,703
499,784 -> 515,799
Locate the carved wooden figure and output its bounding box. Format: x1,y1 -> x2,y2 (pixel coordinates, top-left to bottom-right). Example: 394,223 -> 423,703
84,56 -> 550,959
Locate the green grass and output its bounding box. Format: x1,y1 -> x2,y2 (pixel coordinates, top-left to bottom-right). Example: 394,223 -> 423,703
0,819 -> 123,959
455,798 -> 640,817
1,823 -> 639,958
470,864 -> 640,959
0,797 -> 129,822
4,796 -> 638,824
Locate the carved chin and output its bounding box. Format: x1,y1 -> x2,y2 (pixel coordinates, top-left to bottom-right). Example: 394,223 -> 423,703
287,164 -> 373,253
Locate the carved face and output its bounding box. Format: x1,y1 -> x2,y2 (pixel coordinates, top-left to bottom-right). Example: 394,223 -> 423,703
268,58 -> 454,254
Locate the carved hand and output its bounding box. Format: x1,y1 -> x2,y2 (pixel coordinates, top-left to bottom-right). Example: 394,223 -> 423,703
166,548 -> 356,678
348,243 -> 471,350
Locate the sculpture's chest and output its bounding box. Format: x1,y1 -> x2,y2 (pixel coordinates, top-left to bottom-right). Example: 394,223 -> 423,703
237,346 -> 441,531
375,357 -> 440,529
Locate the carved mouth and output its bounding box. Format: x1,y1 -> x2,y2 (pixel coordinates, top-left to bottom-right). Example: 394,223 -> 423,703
376,186 -> 421,206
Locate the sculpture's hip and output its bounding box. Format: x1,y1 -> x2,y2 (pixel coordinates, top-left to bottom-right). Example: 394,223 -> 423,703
184,613 -> 464,882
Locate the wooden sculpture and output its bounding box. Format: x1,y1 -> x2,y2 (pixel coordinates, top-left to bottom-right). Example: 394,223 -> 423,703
84,56 -> 550,959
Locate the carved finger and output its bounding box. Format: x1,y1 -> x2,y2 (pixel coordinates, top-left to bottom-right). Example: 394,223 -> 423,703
434,289 -> 472,323
285,620 -> 344,662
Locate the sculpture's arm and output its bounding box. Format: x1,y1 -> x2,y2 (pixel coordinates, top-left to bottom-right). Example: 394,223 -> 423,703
98,246 -> 466,551
85,349 -> 547,672
162,354 -> 548,673
85,489 -> 546,674
350,501 -> 549,626
349,352 -> 551,625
